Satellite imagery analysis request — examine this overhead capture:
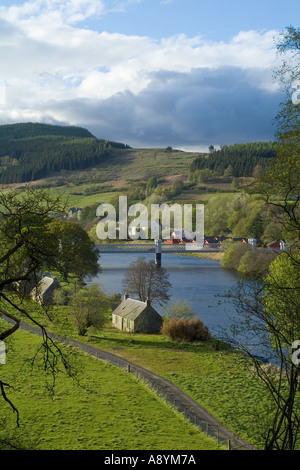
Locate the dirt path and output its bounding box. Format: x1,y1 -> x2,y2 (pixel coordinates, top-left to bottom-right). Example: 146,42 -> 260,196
4,315 -> 257,451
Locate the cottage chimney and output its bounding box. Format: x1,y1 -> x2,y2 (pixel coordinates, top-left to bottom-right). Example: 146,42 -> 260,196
146,297 -> 150,306
124,292 -> 129,300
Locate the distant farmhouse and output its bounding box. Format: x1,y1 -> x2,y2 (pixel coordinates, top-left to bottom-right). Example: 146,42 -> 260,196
112,294 -> 163,334
30,275 -> 60,305
67,207 -> 83,220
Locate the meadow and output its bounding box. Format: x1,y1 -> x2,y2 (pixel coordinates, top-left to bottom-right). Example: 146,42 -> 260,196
0,323 -> 222,451
0,299 -> 278,451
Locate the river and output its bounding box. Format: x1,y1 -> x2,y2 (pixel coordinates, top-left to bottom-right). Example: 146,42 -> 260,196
88,252 -> 240,337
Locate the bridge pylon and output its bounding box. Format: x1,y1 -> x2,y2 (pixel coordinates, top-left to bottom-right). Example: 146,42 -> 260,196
155,239 -> 162,267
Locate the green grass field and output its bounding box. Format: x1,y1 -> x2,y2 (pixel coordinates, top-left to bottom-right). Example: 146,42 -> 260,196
86,326 -> 272,449
2,299 -> 277,451
0,324 -> 224,451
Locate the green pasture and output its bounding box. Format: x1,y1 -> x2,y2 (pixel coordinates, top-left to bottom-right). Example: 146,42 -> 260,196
0,324 -> 222,450
4,300 -> 276,450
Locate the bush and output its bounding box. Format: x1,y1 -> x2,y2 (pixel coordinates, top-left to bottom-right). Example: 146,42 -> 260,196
221,242 -> 251,271
161,318 -> 210,343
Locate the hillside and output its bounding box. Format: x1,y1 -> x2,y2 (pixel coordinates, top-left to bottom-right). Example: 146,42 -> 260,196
0,123 -> 130,184
0,123 -> 277,194
190,141 -> 278,177
0,122 -> 96,140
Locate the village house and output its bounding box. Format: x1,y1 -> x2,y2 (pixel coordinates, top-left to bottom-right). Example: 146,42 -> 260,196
112,294 -> 163,334
30,275 -> 60,305
67,207 -> 83,220
267,240 -> 287,251
164,228 -> 195,244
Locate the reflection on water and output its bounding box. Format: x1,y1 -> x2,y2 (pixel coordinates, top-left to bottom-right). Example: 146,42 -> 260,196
88,252 -> 240,336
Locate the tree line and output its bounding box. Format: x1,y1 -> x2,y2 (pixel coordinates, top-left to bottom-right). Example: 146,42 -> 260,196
0,122 -> 95,140
0,123 -> 130,183
190,141 -> 278,177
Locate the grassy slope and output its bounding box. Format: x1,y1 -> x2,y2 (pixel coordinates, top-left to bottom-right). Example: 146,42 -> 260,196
86,326 -> 270,449
0,324 -> 221,450
5,298 -> 274,450
34,148 -> 241,210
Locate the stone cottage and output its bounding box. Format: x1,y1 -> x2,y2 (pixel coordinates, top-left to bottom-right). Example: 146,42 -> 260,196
30,275 -> 60,305
112,294 -> 163,334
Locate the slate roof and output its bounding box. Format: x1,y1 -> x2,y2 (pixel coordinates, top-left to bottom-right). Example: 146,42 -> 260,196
113,298 -> 151,321
30,276 -> 60,303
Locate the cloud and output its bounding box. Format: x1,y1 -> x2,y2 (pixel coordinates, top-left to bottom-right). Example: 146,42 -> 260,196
0,1 -> 283,148
20,66 -> 282,150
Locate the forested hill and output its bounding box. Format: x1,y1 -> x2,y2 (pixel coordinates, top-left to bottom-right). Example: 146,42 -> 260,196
0,122 -> 95,140
190,141 -> 278,177
0,123 -> 129,184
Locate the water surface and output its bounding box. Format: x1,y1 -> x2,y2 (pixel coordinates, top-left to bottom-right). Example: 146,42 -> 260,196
89,252 -> 239,336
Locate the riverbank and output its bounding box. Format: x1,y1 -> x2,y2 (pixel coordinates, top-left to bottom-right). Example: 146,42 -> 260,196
178,251 -> 224,262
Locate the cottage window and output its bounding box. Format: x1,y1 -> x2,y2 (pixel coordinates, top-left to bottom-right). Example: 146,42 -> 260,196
127,319 -> 130,329
115,315 -> 119,324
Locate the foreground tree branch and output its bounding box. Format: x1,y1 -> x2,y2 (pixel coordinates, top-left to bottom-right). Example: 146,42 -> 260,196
0,186 -> 101,427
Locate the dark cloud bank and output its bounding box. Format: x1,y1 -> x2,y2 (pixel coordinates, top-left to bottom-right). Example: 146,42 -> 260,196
42,66 -> 284,149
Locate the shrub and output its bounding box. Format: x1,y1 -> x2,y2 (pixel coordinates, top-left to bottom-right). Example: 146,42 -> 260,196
221,242 -> 251,271
161,318 -> 210,343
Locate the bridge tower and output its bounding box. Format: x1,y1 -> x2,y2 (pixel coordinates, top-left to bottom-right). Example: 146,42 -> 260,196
155,239 -> 162,267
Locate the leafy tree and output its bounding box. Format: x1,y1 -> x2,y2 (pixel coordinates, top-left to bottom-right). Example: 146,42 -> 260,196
223,25 -> 300,450
48,220 -> 101,282
122,256 -> 171,306
262,252 -> 300,449
221,242 -> 251,271
231,178 -> 240,190
264,251 -> 300,343
69,285 -> 109,336
146,176 -> 158,196
0,186 -> 100,422
162,300 -> 197,320
225,250 -> 300,450
274,25 -> 300,94
237,250 -> 277,279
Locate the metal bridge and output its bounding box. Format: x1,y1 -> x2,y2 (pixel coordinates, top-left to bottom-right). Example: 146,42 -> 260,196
95,243 -> 221,253
95,241 -> 277,267
95,241 -> 222,266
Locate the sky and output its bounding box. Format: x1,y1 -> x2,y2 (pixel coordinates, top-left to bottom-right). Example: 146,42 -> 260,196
0,0 -> 299,151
